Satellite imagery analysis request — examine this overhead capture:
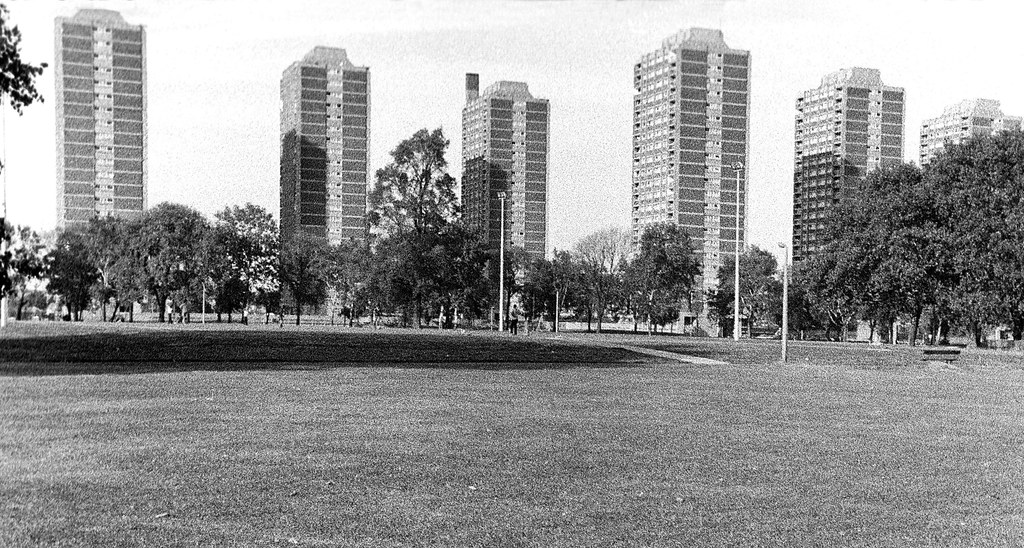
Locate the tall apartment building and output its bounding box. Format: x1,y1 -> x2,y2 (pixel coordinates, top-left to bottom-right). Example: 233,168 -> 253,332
54,9 -> 146,229
462,74 -> 549,259
632,28 -> 750,333
919,99 -> 1021,165
792,68 -> 904,263
280,47 -> 369,246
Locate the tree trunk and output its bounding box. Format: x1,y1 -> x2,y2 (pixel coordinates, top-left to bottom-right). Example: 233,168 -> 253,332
1011,314 -> 1024,341
101,299 -> 108,323
158,294 -> 167,323
16,293 -> 26,320
910,306 -> 922,347
228,311 -> 232,323
973,322 -> 984,347
296,304 -> 302,326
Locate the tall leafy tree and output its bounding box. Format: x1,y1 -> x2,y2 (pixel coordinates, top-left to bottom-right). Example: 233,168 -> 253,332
47,230 -> 96,321
803,163 -> 955,344
929,130 -> 1024,344
140,203 -> 209,322
5,223 -> 47,320
431,222 -> 491,327
573,227 -> 631,333
107,218 -> 149,322
326,239 -> 370,326
625,223 -> 701,334
208,204 -> 279,319
1,4 -> 46,298
367,128 -> 460,326
549,249 -> 583,332
279,231 -> 329,325
522,257 -> 556,326
708,247 -> 781,338
488,245 -> 528,324
82,217 -> 125,321
0,4 -> 46,117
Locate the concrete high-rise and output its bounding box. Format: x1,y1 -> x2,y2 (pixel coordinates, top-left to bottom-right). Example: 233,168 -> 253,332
54,9 -> 146,229
919,99 -> 1021,165
462,74 -> 549,259
632,28 -> 750,333
792,68 -> 904,263
280,47 -> 369,246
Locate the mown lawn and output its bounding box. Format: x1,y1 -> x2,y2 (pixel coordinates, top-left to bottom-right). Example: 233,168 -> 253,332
2,323 -> 1024,546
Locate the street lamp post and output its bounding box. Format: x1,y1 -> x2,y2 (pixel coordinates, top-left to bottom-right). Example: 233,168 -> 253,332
497,191 -> 507,333
778,242 -> 789,363
732,162 -> 743,341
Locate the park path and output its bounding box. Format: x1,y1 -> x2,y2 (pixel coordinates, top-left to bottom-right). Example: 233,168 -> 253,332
534,333 -> 729,366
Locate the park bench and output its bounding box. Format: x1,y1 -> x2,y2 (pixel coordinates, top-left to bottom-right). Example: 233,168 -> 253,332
922,347 -> 961,363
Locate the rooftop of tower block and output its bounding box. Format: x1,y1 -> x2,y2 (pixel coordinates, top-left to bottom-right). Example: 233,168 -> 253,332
480,80 -> 542,101
659,27 -> 747,54
69,9 -> 130,25
938,98 -> 1004,119
819,67 -> 901,90
300,47 -> 366,70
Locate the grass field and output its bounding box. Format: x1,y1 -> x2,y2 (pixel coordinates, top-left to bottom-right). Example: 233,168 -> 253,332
2,323 -> 1024,546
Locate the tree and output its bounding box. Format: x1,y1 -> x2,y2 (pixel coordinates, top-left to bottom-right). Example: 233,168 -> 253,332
928,130 -> 1024,345
47,230 -> 96,321
489,245 -> 528,324
367,128 -> 460,326
206,204 -> 279,321
279,232 -> 329,325
0,4 -> 46,116
81,217 -> 126,321
573,227 -> 632,333
801,163 -> 955,344
139,203 -> 209,322
326,239 -> 370,326
106,218 -> 148,322
5,223 -> 46,320
1,4 -> 46,298
522,257 -> 556,326
624,223 -> 701,334
708,247 -> 781,338
549,249 -> 584,332
431,222 -> 491,327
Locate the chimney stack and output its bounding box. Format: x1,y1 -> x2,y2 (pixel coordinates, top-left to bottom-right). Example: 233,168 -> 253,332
466,73 -> 479,102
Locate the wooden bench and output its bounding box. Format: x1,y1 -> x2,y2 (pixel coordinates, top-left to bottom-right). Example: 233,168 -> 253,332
922,347 -> 961,363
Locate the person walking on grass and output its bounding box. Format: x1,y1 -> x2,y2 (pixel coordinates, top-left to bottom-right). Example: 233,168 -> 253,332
509,306 -> 520,335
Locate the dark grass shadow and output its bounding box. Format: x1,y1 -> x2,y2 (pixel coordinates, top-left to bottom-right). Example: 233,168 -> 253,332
0,329 -> 647,376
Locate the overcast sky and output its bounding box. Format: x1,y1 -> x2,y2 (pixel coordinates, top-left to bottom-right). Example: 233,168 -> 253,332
3,0 -> 1021,261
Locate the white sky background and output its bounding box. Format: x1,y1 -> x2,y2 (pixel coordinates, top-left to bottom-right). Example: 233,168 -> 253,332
4,0 -> 1023,262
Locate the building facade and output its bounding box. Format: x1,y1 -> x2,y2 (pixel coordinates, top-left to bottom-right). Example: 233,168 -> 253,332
280,47 -> 370,246
792,68 -> 904,263
919,99 -> 1021,165
632,28 -> 750,333
54,9 -> 146,229
461,74 -> 549,259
